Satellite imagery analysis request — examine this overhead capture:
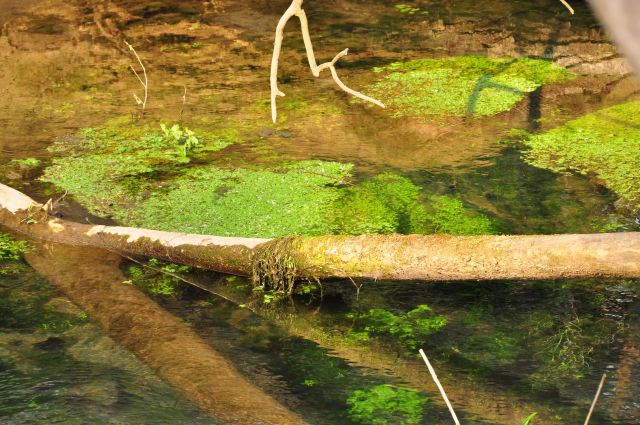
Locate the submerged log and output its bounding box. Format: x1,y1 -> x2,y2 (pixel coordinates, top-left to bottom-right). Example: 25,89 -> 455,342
2,182 -> 640,284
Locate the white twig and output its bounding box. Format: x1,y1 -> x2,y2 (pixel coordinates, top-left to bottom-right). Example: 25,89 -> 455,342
419,348 -> 460,425
583,372 -> 607,425
560,0 -> 575,14
125,40 -> 148,117
269,0 -> 384,123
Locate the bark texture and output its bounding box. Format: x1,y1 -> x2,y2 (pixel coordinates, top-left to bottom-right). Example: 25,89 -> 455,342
3,182 -> 640,283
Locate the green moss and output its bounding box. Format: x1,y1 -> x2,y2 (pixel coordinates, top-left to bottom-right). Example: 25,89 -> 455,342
329,173 -> 425,235
523,101 -> 640,206
458,331 -> 522,367
346,384 -> 427,425
366,56 -> 574,118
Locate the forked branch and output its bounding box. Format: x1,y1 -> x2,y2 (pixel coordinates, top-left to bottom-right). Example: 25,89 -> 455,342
270,0 -> 384,122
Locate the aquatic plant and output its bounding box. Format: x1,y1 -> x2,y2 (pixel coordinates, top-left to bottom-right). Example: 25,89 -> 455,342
365,56 -> 574,119
348,305 -> 447,350
10,158 -> 41,168
522,412 -> 538,425
523,101 -> 640,207
0,233 -> 30,275
394,4 -> 427,15
129,161 -> 351,237
41,120 -> 236,217
160,123 -> 201,156
331,173 -> 499,236
346,384 -> 427,425
123,259 -> 190,297
42,121 -> 499,238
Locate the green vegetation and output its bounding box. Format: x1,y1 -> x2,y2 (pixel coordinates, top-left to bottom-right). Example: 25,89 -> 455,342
330,173 -> 499,236
160,123 -> 202,156
347,305 -> 447,350
523,101 -> 640,207
522,412 -> 538,425
394,4 -> 427,15
123,259 -> 190,296
365,56 -> 574,118
0,233 -> 29,275
127,161 -> 350,237
41,119 -> 238,217
43,124 -> 498,238
346,384 -> 427,425
10,158 -> 41,168
424,195 -> 498,235
528,311 -> 622,390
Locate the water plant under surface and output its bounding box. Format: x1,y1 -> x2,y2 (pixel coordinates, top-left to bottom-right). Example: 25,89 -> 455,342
346,384 -> 428,425
347,304 -> 447,351
0,233 -> 29,275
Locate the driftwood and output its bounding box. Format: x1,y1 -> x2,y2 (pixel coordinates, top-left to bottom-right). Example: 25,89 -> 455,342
2,182 -> 640,284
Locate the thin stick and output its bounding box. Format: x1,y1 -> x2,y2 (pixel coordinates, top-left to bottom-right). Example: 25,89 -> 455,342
419,349 -> 460,425
124,40 -> 148,117
270,0 -> 384,123
180,85 -> 187,122
583,372 -> 607,425
560,0 -> 575,15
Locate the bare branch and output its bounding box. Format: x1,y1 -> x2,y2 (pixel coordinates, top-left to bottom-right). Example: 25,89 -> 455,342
270,0 -> 384,123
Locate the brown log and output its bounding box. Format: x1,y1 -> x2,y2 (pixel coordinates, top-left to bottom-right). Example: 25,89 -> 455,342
2,182 -> 640,283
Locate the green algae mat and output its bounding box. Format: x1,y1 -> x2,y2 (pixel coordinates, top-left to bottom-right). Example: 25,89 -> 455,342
365,56 -> 574,119
41,120 -> 498,238
523,101 -> 640,207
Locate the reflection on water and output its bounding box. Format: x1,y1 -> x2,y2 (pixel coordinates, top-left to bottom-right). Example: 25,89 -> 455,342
0,262 -> 213,424
1,0 -> 639,423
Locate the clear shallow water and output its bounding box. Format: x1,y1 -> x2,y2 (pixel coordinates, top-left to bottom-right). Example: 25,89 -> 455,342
1,0 -> 639,423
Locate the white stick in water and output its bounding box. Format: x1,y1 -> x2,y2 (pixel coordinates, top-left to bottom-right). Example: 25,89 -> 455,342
583,372 -> 607,425
419,348 -> 460,425
560,0 -> 575,14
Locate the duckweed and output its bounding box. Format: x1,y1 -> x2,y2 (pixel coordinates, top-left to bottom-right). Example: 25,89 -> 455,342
43,123 -> 499,238
523,101 -> 640,206
42,120 -> 238,217
366,56 -> 574,118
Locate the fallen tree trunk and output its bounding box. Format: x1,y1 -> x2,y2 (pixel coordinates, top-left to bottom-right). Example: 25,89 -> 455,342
2,182 -> 640,284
